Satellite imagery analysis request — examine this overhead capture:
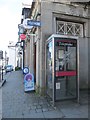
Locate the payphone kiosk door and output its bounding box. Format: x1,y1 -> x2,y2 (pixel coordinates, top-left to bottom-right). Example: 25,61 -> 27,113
46,40 -> 53,99
55,38 -> 78,101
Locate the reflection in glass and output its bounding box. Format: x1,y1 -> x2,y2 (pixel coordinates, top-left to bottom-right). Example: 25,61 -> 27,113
55,40 -> 77,100
46,41 -> 53,98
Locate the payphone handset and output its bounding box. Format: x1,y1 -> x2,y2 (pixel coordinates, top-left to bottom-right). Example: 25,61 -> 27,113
56,49 -> 64,71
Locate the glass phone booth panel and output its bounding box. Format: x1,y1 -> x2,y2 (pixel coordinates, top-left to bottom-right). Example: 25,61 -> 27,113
46,35 -> 79,102
46,40 -> 53,99
55,38 -> 77,100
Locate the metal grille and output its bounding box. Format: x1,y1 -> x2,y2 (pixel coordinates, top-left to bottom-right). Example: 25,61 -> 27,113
75,24 -> 81,36
67,23 -> 74,35
56,21 -> 83,37
57,22 -> 65,34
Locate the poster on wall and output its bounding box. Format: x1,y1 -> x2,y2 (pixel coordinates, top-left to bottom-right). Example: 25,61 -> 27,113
24,73 -> 35,92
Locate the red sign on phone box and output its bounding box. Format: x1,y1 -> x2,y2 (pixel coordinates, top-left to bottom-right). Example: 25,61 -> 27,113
20,34 -> 26,40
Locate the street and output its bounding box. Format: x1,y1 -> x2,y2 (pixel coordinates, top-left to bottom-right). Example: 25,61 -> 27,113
0,70 -> 88,119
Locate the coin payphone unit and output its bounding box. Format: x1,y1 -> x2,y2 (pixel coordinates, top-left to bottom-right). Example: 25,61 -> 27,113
46,34 -> 79,104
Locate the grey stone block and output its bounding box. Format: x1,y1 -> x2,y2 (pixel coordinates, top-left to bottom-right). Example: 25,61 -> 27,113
42,108 -> 49,112
35,108 -> 42,113
43,110 -> 64,118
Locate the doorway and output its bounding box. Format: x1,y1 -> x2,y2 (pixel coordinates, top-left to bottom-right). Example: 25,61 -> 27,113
34,43 -> 36,83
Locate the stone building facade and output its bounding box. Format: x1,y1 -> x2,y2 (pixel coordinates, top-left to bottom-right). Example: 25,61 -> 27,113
24,0 -> 90,94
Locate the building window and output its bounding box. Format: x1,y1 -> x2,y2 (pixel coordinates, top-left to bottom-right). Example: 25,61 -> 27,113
56,21 -> 83,37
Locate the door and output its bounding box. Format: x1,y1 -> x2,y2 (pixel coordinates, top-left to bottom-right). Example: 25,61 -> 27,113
34,44 -> 36,83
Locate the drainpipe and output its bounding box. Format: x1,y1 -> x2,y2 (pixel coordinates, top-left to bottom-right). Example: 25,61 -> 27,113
21,40 -> 25,69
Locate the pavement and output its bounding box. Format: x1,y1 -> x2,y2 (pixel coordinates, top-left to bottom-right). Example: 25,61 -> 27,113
0,85 -> 2,120
0,70 -> 89,119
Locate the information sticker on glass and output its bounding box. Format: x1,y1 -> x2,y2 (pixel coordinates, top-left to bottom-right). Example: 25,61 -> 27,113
56,82 -> 60,89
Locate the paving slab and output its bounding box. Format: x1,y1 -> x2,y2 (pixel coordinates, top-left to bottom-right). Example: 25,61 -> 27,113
0,87 -> 2,120
43,110 -> 64,118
